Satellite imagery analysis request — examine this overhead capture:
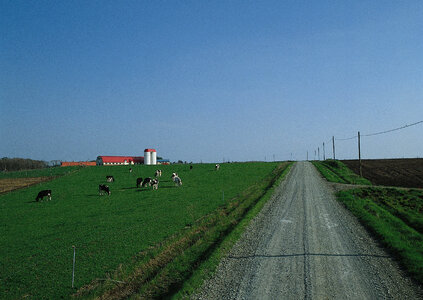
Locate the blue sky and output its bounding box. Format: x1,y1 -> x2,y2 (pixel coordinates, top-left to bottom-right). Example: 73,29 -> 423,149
1,1 -> 422,163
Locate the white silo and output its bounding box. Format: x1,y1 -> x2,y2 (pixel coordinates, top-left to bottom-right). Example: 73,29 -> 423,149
151,150 -> 157,165
144,149 -> 151,165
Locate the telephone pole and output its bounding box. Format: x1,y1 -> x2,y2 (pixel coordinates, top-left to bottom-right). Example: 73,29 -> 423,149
358,131 -> 362,177
323,142 -> 326,160
332,136 -> 335,160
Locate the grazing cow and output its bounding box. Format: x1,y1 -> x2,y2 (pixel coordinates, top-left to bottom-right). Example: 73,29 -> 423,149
36,190 -> 51,202
136,177 -> 143,188
190,165 -> 193,170
129,168 -> 133,173
173,175 -> 182,186
142,177 -> 152,187
99,184 -> 111,195
154,170 -> 162,177
215,164 -> 220,171
171,172 -> 178,179
151,179 -> 159,190
106,175 -> 115,182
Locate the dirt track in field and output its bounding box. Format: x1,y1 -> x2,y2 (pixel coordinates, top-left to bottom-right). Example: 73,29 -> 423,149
0,177 -> 53,194
343,158 -> 423,189
193,161 -> 422,299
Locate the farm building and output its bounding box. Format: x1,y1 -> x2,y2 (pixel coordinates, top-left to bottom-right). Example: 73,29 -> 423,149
96,156 -> 144,166
157,159 -> 170,165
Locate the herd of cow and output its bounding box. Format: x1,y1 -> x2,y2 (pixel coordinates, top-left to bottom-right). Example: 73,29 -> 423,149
35,164 -> 221,201
98,169 -> 182,196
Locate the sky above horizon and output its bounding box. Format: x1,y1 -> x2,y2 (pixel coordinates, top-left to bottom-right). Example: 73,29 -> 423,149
1,1 -> 422,163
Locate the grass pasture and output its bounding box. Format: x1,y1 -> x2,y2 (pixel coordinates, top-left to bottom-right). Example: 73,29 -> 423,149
0,162 -> 284,299
337,188 -> 423,284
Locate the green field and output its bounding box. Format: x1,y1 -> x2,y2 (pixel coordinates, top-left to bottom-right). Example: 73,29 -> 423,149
312,160 -> 371,185
0,162 -> 285,299
337,188 -> 423,284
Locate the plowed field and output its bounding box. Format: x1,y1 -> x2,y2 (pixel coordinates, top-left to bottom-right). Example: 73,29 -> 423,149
342,159 -> 423,189
0,177 -> 53,194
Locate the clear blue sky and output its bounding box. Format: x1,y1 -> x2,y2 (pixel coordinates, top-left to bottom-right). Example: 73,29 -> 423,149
1,1 -> 422,163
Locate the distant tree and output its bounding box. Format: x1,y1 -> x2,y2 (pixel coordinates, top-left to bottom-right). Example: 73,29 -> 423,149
0,157 -> 48,172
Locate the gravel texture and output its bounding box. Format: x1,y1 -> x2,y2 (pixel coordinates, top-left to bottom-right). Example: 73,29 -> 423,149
193,161 -> 423,299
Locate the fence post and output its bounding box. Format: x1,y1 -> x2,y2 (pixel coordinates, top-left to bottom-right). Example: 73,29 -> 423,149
72,246 -> 76,288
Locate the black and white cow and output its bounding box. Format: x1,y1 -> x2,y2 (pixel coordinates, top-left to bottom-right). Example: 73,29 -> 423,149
106,176 -> 115,182
142,177 -> 152,187
154,170 -> 162,177
136,177 -> 143,188
99,184 -> 111,195
36,190 -> 51,202
172,175 -> 182,186
215,164 -> 220,171
151,179 -> 159,190
129,168 -> 133,173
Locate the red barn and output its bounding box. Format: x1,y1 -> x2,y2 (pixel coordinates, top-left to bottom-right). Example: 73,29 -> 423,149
96,156 -> 144,166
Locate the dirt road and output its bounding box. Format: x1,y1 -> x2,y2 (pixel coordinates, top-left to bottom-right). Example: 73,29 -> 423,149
194,161 -> 422,299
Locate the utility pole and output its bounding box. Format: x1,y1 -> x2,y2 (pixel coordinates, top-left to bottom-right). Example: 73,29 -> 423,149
323,142 -> 325,160
358,131 -> 362,177
314,150 -> 316,160
318,147 -> 320,160
332,136 -> 335,160
307,151 -> 308,161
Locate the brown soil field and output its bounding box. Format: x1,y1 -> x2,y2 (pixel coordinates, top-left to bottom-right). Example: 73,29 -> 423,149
0,177 -> 53,194
342,158 -> 423,189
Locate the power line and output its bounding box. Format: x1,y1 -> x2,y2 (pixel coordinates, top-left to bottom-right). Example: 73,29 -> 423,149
336,135 -> 357,141
334,120 -> 423,141
362,120 -> 423,137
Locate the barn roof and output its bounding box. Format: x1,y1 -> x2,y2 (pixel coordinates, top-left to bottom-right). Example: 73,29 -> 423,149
98,156 -> 144,163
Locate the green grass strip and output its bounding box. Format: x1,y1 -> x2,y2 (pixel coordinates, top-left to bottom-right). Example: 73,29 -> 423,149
313,160 -> 371,185
337,188 -> 423,284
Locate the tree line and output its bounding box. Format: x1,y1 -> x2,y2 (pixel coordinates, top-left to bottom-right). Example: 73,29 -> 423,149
1,157 -> 50,172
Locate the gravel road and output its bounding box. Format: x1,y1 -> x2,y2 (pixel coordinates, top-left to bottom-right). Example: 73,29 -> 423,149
193,161 -> 422,299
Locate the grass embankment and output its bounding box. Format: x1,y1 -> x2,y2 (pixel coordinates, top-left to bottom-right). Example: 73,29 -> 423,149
337,188 -> 423,285
312,160 -> 371,185
0,162 -> 288,299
